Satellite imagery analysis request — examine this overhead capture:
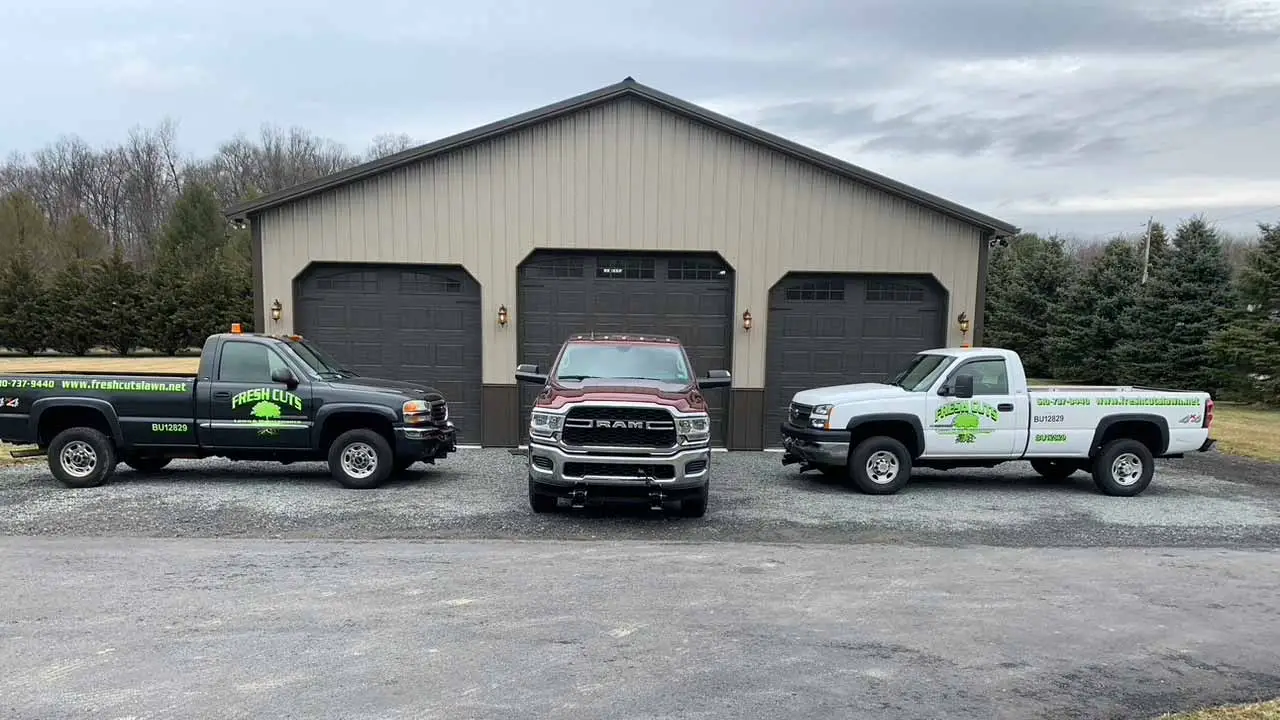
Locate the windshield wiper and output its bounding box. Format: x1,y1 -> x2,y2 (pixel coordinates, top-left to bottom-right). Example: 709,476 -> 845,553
556,375 -> 599,381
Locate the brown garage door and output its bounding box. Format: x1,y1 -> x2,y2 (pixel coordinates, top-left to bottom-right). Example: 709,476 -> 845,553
764,273 -> 946,445
517,251 -> 734,446
293,263 -> 482,444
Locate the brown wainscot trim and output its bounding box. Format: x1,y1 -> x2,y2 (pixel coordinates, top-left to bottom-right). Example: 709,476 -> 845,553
481,384 -> 520,447
729,388 -> 765,451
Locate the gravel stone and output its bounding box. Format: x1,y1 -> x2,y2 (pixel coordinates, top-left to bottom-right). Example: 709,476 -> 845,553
1,448 -> 1276,548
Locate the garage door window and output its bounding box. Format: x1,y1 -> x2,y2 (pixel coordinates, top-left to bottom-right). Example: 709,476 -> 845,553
668,259 -> 726,281
784,280 -> 845,302
596,258 -> 655,279
866,280 -> 925,302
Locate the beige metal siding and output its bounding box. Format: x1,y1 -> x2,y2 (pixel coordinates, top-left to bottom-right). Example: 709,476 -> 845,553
258,96 -> 984,386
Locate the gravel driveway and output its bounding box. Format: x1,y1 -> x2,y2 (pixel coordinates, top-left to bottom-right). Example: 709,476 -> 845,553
1,449 -> 1276,548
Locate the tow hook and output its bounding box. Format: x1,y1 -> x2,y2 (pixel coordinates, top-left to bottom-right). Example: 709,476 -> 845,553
570,483 -> 588,509
645,477 -> 666,511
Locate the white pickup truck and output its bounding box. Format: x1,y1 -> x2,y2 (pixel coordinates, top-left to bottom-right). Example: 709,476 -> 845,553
779,347 -> 1215,497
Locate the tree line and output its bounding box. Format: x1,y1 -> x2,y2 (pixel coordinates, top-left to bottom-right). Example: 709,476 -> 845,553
2,120 -> 1277,404
984,217 -> 1280,404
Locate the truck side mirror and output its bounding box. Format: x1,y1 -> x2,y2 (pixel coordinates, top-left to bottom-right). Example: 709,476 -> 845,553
271,367 -> 298,390
953,374 -> 974,399
515,363 -> 547,384
698,369 -> 731,389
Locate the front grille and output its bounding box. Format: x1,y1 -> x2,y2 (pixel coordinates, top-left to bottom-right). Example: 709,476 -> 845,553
561,406 -> 677,448
563,462 -> 676,480
788,402 -> 813,428
430,400 -> 448,424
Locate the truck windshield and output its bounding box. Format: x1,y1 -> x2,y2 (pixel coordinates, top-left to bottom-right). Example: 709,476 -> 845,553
554,343 -> 693,384
888,353 -> 954,392
286,339 -> 356,379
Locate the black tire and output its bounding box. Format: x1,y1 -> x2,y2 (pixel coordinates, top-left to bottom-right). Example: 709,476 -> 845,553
847,436 -> 913,495
327,429 -> 394,490
1030,459 -> 1079,481
1091,438 -> 1155,496
125,456 -> 172,474
680,480 -> 709,518
47,427 -> 117,489
528,477 -> 557,513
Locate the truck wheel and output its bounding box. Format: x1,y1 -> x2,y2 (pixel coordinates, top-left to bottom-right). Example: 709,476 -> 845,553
48,427 -> 117,489
1030,459 -> 1078,481
528,476 -> 557,513
1091,439 -> 1155,496
848,436 -> 912,495
125,456 -> 171,474
327,429 -> 393,489
680,480 -> 710,518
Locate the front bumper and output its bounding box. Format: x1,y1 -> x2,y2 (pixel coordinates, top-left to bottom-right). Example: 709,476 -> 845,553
527,439 -> 710,492
396,421 -> 458,462
780,423 -> 851,468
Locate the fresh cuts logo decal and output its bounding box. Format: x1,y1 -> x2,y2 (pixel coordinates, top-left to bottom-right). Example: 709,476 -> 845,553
934,401 -> 1000,444
231,388 -> 305,436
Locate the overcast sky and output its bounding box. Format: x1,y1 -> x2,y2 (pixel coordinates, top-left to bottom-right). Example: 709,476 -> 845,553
3,0 -> 1278,239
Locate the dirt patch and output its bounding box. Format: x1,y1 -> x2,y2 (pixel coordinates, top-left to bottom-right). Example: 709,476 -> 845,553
1159,699 -> 1280,719
0,356 -> 198,374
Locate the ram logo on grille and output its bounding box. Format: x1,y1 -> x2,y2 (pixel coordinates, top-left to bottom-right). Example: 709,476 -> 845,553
586,419 -> 673,430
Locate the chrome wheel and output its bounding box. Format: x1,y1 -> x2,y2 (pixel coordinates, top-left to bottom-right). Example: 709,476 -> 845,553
865,450 -> 900,485
60,440 -> 98,478
340,442 -> 378,479
1111,452 -> 1143,487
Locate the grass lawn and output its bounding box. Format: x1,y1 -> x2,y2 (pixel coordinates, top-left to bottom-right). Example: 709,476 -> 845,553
1211,405 -> 1280,463
1159,699 -> 1280,719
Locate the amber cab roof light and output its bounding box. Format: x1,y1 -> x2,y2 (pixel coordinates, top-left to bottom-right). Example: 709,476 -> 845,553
230,323 -> 243,334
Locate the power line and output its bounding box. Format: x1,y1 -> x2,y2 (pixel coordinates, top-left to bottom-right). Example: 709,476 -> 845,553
1089,203 -> 1280,241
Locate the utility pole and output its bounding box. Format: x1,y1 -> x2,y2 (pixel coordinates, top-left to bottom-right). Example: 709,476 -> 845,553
1141,216 -> 1153,284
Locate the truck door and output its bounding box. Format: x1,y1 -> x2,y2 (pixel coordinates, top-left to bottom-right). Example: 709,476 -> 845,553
204,339 -> 313,450
926,356 -> 1024,457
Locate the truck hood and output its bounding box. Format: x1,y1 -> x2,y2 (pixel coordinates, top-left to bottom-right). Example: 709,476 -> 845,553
792,382 -> 906,406
536,377 -> 705,412
326,375 -> 446,401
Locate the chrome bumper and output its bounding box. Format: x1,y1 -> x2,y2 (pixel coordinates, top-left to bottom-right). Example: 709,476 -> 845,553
527,440 -> 710,489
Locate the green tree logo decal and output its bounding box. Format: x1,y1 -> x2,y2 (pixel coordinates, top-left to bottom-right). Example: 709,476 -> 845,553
250,400 -> 282,435
953,413 -> 981,443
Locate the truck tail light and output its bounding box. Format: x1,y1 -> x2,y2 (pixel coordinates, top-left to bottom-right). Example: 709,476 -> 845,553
1203,398 -> 1214,429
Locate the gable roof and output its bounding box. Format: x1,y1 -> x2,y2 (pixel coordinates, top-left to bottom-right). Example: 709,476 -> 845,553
225,77 -> 1018,236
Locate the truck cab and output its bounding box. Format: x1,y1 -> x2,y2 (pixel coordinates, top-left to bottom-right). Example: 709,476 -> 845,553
514,333 -> 731,517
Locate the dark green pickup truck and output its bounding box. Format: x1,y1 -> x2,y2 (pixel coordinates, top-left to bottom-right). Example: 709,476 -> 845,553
0,329 -> 457,489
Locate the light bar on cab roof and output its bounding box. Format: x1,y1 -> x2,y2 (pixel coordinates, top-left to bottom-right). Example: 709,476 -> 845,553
567,332 -> 679,343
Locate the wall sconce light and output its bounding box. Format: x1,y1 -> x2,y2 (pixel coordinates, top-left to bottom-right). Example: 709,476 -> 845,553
957,311 -> 970,335
497,304 -> 509,326
270,298 -> 282,322
742,309 -> 752,331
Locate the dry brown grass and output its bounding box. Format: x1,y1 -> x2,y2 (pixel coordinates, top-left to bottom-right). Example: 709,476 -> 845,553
0,356 -> 198,374
0,441 -> 38,466
1159,699 -> 1280,719
1212,405 -> 1280,463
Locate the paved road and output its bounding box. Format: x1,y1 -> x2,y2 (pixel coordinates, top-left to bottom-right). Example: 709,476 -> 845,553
0,450 -> 1276,548
1,537 -> 1278,720
1,450 -> 1277,719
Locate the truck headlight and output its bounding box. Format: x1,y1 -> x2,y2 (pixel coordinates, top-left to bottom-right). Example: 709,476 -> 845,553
402,400 -> 428,425
530,411 -> 563,436
810,404 -> 833,429
677,414 -> 710,441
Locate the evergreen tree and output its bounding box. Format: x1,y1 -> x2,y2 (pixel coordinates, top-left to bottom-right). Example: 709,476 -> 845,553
0,250 -> 51,355
1047,237 -> 1143,383
48,259 -> 100,355
982,233 -> 1079,378
89,247 -> 146,356
155,181 -> 227,272
1212,221 -> 1280,402
140,254 -> 196,355
1115,216 -> 1236,393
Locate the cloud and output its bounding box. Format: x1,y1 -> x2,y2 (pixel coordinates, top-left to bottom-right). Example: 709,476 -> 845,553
0,0 -> 1276,238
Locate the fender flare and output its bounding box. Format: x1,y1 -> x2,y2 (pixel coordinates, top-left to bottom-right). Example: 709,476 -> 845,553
313,403 -> 399,452
29,397 -> 125,447
846,413 -> 926,456
1090,413 -> 1170,456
